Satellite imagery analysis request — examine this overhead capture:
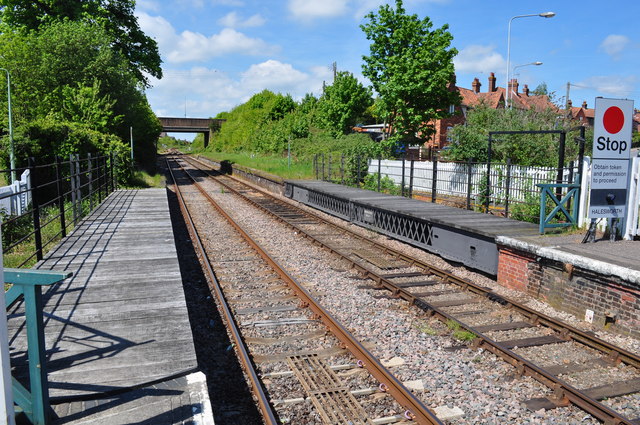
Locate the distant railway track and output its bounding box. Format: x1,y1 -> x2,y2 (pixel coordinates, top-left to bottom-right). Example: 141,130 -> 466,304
166,155 -> 444,424
179,153 -> 640,425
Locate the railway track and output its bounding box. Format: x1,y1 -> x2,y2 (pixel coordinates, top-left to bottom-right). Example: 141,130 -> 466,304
179,153 -> 640,425
166,156 -> 445,424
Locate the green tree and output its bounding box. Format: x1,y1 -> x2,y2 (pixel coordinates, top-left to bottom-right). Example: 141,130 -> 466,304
443,102 -> 582,166
360,0 -> 460,151
0,20 -> 160,168
0,0 -> 162,85
317,71 -> 372,135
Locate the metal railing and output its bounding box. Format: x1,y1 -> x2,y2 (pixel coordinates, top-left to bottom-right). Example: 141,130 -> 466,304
1,153 -> 116,268
313,153 -> 579,224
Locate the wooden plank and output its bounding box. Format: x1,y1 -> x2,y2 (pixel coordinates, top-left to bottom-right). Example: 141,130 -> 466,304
497,335 -> 565,349
380,271 -> 424,279
544,358 -> 611,376
584,377 -> 640,400
430,297 -> 478,307
395,280 -> 440,288
473,321 -> 535,333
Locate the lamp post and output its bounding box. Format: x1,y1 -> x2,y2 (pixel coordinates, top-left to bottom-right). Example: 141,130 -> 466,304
510,61 -> 543,99
0,68 -> 15,183
505,12 -> 555,108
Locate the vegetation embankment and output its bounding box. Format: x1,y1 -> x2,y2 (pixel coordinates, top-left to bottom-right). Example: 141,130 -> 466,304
0,0 -> 163,181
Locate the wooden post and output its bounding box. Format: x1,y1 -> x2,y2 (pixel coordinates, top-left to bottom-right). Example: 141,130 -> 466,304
0,238 -> 16,425
431,154 -> 438,203
28,158 -> 43,261
377,157 -> 381,192
55,156 -> 66,238
88,153 -> 93,211
401,156 -> 406,197
505,158 -> 512,217
466,158 -> 473,210
409,160 -> 415,198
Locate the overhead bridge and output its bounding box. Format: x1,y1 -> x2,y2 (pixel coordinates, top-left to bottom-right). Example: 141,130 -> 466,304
159,117 -> 225,147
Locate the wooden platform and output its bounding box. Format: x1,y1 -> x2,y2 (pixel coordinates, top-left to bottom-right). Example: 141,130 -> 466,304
7,189 -> 198,401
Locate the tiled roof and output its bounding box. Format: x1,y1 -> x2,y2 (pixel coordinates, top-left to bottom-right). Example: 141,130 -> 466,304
458,85 -> 554,112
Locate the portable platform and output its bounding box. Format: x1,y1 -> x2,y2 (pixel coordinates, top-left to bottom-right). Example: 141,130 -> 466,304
6,189 -> 210,423
285,180 -> 539,274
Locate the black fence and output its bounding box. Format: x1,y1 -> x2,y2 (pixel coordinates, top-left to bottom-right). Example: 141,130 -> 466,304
313,153 -> 580,224
1,153 -> 116,268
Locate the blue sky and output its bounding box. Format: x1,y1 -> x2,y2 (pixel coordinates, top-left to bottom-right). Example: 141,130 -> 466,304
137,0 -> 639,139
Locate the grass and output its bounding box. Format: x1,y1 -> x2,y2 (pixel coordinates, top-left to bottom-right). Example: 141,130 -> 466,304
414,320 -> 439,336
125,169 -> 166,188
446,319 -> 477,342
197,151 -> 315,180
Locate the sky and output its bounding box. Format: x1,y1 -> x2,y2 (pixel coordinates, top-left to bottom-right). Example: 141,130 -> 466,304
136,0 -> 640,140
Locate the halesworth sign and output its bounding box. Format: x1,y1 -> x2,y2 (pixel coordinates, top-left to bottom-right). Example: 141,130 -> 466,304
588,97 -> 634,218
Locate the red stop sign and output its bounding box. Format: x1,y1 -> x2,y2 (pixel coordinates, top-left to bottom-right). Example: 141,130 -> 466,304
603,106 -> 624,134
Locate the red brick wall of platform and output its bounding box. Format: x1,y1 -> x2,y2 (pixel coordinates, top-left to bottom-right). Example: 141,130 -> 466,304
497,245 -> 640,339
497,247 -> 536,293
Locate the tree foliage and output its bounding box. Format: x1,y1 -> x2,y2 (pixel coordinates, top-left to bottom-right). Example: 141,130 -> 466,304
0,0 -> 162,85
317,71 -> 372,136
0,20 -> 160,168
443,102 -> 588,166
361,0 -> 460,150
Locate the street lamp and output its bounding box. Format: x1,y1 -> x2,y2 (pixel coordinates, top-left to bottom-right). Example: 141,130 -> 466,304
505,12 -> 555,108
0,68 -> 15,183
510,61 -> 543,99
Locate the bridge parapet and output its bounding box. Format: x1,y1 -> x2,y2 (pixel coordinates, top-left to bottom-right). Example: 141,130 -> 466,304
158,117 -> 226,147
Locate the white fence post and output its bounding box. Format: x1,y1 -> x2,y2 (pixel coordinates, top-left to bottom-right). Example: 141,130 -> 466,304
624,156 -> 640,240
0,226 -> 17,425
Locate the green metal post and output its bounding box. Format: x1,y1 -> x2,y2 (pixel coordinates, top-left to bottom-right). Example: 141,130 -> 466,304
22,286 -> 49,424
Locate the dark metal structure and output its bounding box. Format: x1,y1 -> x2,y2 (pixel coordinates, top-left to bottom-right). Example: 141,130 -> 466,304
284,180 -> 538,274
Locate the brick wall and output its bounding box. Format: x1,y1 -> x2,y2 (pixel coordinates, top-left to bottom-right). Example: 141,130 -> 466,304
498,246 -> 640,338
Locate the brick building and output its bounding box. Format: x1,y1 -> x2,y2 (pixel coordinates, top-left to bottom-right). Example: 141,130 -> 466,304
428,73 -> 557,149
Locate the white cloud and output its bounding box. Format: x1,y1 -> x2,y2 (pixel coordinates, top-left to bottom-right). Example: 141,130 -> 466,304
600,34 -> 630,60
577,75 -> 637,97
241,60 -> 311,93
289,0 -> 349,19
148,61 -> 328,119
136,0 -> 160,12
218,12 -> 266,28
137,12 -> 278,63
454,45 -> 505,74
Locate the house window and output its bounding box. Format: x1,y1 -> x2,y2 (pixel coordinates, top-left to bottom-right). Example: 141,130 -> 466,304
449,104 -> 455,114
446,126 -> 453,142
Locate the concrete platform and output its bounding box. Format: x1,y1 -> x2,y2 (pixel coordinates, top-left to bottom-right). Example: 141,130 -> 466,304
7,189 -> 211,423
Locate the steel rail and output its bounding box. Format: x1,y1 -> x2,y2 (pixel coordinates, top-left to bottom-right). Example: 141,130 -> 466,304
183,154 -> 639,425
172,156 -> 444,425
165,157 -> 279,425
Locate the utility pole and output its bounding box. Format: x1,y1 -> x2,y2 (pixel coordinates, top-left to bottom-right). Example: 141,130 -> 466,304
332,62 -> 337,82
0,68 -> 15,183
565,82 -> 571,110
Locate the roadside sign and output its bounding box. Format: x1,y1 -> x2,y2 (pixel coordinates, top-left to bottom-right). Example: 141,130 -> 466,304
588,97 -> 634,218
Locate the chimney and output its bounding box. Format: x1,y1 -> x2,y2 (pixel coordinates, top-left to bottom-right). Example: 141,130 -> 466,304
508,79 -> 519,96
567,100 -> 573,108
582,101 -> 587,109
472,77 -> 481,94
523,84 -> 529,97
488,72 -> 496,92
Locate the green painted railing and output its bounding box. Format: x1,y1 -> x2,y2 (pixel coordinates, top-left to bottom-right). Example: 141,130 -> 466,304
5,268 -> 72,425
536,183 -> 581,234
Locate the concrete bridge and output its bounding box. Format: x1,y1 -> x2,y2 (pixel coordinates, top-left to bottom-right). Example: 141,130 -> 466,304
158,117 -> 225,147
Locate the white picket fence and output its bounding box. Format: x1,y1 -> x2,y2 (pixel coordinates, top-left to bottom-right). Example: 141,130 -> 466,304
368,157 -> 640,240
0,170 -> 31,218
